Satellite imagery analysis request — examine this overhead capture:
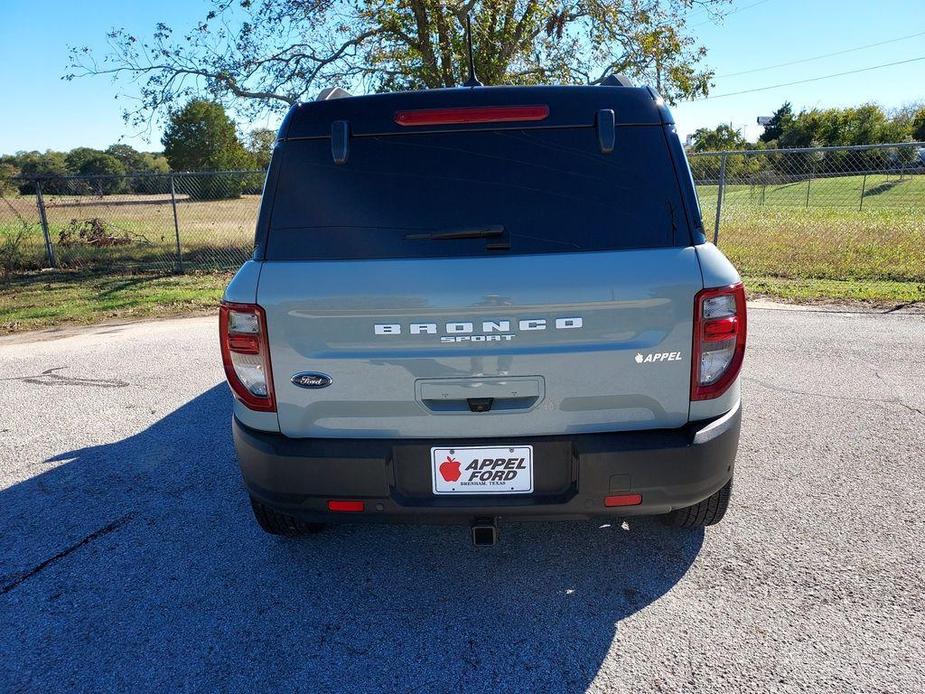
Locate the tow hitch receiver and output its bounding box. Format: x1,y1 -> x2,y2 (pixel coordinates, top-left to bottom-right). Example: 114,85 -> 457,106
471,518 -> 499,546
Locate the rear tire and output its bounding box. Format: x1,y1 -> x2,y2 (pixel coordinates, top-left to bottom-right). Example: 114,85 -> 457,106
662,479 -> 732,528
249,496 -> 326,536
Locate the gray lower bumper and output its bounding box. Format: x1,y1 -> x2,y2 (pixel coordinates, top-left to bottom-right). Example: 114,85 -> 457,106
234,401 -> 741,523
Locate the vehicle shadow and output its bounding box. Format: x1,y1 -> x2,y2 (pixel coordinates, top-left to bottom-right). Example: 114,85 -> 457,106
0,385 -> 703,693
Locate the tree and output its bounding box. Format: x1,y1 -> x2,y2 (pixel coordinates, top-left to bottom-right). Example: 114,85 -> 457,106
687,124 -> 761,181
77,153 -> 127,194
758,102 -> 792,144
140,152 -> 170,174
913,109 -> 925,141
66,0 -> 727,127
161,99 -> 253,199
65,147 -> 105,174
10,151 -> 70,194
894,104 -> 925,142
105,144 -> 148,172
105,144 -> 171,192
245,129 -> 276,170
690,124 -> 748,152
161,99 -> 252,171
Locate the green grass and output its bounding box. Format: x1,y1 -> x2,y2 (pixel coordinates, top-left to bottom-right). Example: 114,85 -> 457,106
696,173 -> 925,283
714,207 -> 924,282
696,172 -> 925,209
0,271 -> 230,333
745,275 -> 925,304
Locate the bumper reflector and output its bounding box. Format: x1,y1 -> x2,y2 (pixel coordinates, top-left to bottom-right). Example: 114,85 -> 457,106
327,500 -> 365,512
604,494 -> 642,507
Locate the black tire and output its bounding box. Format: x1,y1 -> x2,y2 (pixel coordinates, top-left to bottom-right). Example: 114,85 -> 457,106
662,479 -> 732,528
249,496 -> 326,536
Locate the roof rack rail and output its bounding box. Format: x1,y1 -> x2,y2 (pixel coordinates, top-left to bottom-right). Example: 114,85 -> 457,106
316,87 -> 353,101
599,74 -> 635,88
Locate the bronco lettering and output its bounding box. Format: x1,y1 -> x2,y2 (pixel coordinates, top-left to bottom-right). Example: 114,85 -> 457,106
374,317 -> 582,339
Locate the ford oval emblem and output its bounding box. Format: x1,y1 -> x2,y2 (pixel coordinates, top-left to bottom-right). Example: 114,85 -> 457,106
291,372 -> 333,389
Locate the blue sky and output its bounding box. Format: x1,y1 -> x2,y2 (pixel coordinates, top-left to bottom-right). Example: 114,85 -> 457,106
0,0 -> 922,154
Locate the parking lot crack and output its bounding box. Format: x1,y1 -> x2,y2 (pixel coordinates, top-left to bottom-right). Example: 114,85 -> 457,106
1,514 -> 135,595
0,366 -> 129,388
747,377 -> 925,419
745,377 -> 893,405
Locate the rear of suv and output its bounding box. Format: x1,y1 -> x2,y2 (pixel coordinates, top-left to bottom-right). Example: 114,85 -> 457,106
220,82 -> 745,543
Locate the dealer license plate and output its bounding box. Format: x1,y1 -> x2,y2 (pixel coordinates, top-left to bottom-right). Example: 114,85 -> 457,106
431,445 -> 534,495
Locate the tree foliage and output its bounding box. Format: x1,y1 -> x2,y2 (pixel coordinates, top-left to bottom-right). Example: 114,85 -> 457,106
913,109 -> 925,142
245,128 -> 277,170
161,99 -> 253,171
690,123 -> 749,152
891,103 -> 925,142
687,102 -> 924,183
101,144 -> 171,175
160,99 -> 254,198
66,0 -> 728,126
76,153 -> 128,194
758,101 -> 792,144
1,145 -> 173,195
761,103 -> 913,149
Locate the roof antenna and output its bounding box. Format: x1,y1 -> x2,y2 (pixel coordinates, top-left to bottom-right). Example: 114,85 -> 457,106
462,14 -> 482,87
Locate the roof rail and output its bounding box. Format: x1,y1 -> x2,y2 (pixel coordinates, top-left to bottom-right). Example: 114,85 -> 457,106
599,74 -> 635,88
316,87 -> 353,101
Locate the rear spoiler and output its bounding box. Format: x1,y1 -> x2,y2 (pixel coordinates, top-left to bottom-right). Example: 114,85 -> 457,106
277,85 -> 669,141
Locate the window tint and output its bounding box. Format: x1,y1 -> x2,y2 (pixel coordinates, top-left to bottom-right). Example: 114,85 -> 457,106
266,127 -> 688,260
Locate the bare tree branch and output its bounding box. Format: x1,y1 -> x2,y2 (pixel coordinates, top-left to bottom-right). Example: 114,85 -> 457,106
65,0 -> 728,127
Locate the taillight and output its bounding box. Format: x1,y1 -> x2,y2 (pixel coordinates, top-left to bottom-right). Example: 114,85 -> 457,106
219,302 -> 276,412
394,104 -> 549,127
691,283 -> 747,400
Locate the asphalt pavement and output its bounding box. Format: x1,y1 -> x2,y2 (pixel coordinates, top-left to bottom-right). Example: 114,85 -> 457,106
1,304 -> 923,693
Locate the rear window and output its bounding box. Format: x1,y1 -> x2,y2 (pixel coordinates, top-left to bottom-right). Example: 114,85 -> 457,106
265,126 -> 688,260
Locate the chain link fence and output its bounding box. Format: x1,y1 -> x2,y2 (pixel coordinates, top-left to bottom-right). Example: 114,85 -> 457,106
689,141 -> 925,283
1,142 -> 924,284
0,170 -> 263,278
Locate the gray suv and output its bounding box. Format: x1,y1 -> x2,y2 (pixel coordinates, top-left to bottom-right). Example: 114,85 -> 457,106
220,82 -> 745,544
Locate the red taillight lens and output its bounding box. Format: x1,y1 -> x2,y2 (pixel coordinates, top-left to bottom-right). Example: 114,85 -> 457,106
394,104 -> 549,127
691,283 -> 747,401
604,494 -> 642,507
327,500 -> 365,512
703,316 -> 738,342
219,302 -> 276,412
227,333 -> 260,354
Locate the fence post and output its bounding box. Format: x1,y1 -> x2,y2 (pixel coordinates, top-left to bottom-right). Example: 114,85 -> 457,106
169,175 -> 184,274
858,173 -> 867,211
713,153 -> 727,245
34,181 -> 56,268
805,163 -> 814,208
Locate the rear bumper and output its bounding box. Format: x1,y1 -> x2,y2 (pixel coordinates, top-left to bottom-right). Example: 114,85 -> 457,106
234,401 -> 740,523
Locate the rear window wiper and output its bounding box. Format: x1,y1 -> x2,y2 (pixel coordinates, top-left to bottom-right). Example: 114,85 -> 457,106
404,225 -> 505,241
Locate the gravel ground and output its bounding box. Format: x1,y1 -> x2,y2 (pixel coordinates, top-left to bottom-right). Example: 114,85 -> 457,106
1,305 -> 923,693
